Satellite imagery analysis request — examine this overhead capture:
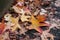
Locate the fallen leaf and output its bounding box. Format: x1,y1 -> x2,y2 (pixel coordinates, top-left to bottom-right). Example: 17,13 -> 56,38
0,18 -> 6,34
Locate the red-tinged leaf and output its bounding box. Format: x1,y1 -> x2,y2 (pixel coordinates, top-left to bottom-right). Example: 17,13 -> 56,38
36,15 -> 46,22
0,19 -> 6,34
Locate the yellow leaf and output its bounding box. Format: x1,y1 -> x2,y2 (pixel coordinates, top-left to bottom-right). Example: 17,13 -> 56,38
10,17 -> 21,32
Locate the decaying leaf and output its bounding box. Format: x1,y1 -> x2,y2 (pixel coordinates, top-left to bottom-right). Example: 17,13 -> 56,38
12,6 -> 31,22
4,13 -> 11,21
12,6 -> 24,14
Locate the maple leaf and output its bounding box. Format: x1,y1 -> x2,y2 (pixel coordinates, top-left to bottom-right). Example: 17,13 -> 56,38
12,6 -> 30,22
28,15 -> 49,33
12,5 -> 32,22
4,14 -> 22,32
0,18 -> 6,34
10,17 -> 21,32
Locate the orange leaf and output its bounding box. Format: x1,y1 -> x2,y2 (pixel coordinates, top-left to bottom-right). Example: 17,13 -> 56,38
0,18 -> 6,34
36,15 -> 46,22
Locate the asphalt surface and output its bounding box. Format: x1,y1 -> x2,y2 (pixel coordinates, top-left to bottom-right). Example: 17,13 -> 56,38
0,0 -> 14,18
